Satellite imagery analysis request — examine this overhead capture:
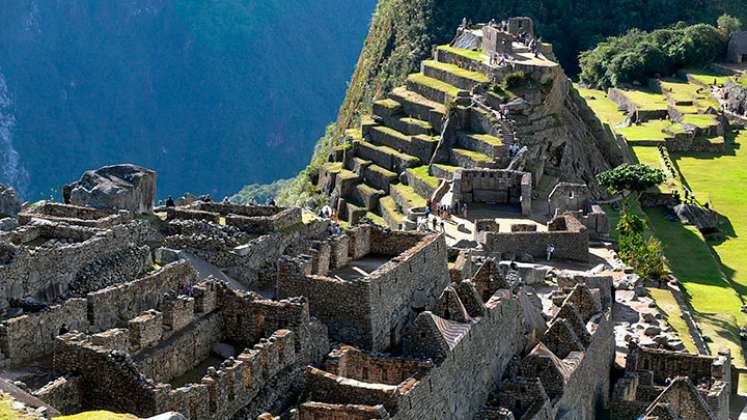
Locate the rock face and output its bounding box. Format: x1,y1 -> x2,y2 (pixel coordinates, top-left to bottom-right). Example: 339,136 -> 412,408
64,164 -> 156,214
0,184 -> 21,218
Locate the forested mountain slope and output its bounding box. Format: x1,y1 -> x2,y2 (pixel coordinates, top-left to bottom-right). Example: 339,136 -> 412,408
0,0 -> 375,200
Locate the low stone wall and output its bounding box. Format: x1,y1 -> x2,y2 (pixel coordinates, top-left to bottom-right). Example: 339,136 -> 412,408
482,215 -> 589,262
18,203 -> 132,229
0,298 -> 87,367
33,376 -> 82,415
325,345 -> 430,386
87,261 -> 196,331
225,206 -> 301,234
135,312 -> 224,383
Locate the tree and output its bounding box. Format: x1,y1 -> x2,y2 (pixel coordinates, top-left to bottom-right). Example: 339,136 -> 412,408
597,163 -> 666,203
718,14 -> 742,40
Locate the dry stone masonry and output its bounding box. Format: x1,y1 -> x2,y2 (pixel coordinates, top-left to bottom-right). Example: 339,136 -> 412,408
0,16 -> 739,420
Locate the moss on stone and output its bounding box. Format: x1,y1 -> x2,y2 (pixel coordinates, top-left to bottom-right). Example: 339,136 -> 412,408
407,73 -> 462,98
437,45 -> 485,62
423,60 -> 489,83
408,165 -> 440,188
452,147 -> 492,162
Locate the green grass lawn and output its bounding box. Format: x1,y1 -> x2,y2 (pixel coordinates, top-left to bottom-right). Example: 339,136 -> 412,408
437,45 -> 485,62
575,85 -> 628,126
684,68 -> 733,86
618,120 -> 672,143
647,287 -> 698,354
407,165 -> 440,188
679,113 -> 719,129
620,89 -> 669,111
645,208 -> 746,365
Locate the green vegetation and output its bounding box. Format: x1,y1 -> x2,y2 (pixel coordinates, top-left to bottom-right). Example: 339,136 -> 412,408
503,70 -> 529,90
408,73 -> 462,98
407,166 -> 440,188
424,59 -> 489,83
616,212 -> 666,280
597,163 -> 666,201
646,288 -> 698,353
392,184 -> 427,208
231,178 -> 290,205
618,121 -> 672,143
575,86 -> 627,126
580,17 -> 738,88
452,148 -> 491,162
618,89 -> 669,111
436,45 -> 485,62
57,411 -> 138,420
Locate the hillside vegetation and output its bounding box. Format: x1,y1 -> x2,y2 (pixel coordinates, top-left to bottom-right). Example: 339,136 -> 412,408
277,0 -> 747,205
580,16 -> 742,88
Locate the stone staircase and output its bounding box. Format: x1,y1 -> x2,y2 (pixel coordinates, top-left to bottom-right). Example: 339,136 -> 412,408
324,45 -> 519,229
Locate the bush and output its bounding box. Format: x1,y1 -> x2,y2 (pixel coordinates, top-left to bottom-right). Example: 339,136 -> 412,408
597,164 -> 666,197
616,212 -> 666,280
504,71 -> 528,89
580,20 -> 731,88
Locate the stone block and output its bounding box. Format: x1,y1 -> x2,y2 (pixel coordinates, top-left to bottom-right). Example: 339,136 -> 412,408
91,328 -> 129,352
162,296 -> 195,332
129,310 -> 163,349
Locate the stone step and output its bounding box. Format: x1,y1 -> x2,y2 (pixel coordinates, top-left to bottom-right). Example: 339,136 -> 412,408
353,183 -> 385,211
390,117 -> 433,136
365,125 -> 413,153
378,195 -> 404,230
364,125 -> 438,163
389,87 -> 446,132
457,131 -> 507,158
340,198 -> 367,225
333,169 -> 361,197
435,46 -> 486,69
431,164 -> 460,181
365,211 -> 388,227
405,166 -> 439,200
422,60 -> 489,91
357,141 -> 421,173
345,156 -> 372,174
372,98 -> 402,120
449,148 -> 497,169
390,184 -> 427,215
406,73 -> 464,105
362,164 -> 398,194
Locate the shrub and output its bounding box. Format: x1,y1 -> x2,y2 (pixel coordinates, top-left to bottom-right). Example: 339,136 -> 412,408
597,164 -> 666,200
580,20 -> 729,88
616,212 -> 666,280
504,71 -> 528,89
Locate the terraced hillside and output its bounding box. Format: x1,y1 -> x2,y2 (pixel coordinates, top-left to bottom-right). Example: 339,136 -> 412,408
578,68 -> 747,372
320,36 -> 622,229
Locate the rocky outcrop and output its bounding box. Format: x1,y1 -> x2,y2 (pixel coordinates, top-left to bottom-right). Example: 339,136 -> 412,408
674,203 -> 719,233
0,184 -> 20,218
715,80 -> 747,117
64,164 -> 157,214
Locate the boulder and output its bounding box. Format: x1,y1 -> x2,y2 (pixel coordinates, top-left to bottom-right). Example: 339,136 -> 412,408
0,217 -> 18,232
0,184 -> 21,218
674,203 -> 719,233
64,164 -> 156,214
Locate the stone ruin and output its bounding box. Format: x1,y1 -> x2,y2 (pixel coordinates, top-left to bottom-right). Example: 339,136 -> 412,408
1,18 -> 740,420
610,343 -> 732,420
727,31 -> 747,64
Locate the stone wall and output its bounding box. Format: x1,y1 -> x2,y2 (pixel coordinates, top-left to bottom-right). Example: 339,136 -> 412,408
482,214 -> 589,262
33,375 -> 82,415
18,203 -> 132,229
87,261 -> 196,331
0,298 -> 87,367
324,345 -> 431,386
452,169 -> 532,216
278,227 -> 449,352
0,224 -> 123,307
135,312 -> 224,383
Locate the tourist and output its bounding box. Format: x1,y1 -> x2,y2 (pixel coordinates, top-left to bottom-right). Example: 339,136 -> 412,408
440,220 -> 446,232
462,202 -> 468,218
165,196 -> 175,208
546,243 -> 555,261
432,217 -> 438,231
268,198 -> 276,206
222,196 -> 230,204
424,205 -> 431,218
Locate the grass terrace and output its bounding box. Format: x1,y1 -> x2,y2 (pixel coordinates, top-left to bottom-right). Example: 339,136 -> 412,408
683,68 -> 733,86
408,73 -> 462,98
620,89 -> 669,111
436,45 -> 485,62
407,165 -> 440,188
575,85 -> 627,126
617,120 -> 672,143
646,287 -> 698,354
423,59 -> 489,83
679,113 -> 719,129
452,148 -> 492,162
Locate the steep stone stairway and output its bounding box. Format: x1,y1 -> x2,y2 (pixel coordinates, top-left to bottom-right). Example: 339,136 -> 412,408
325,46 -> 515,229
